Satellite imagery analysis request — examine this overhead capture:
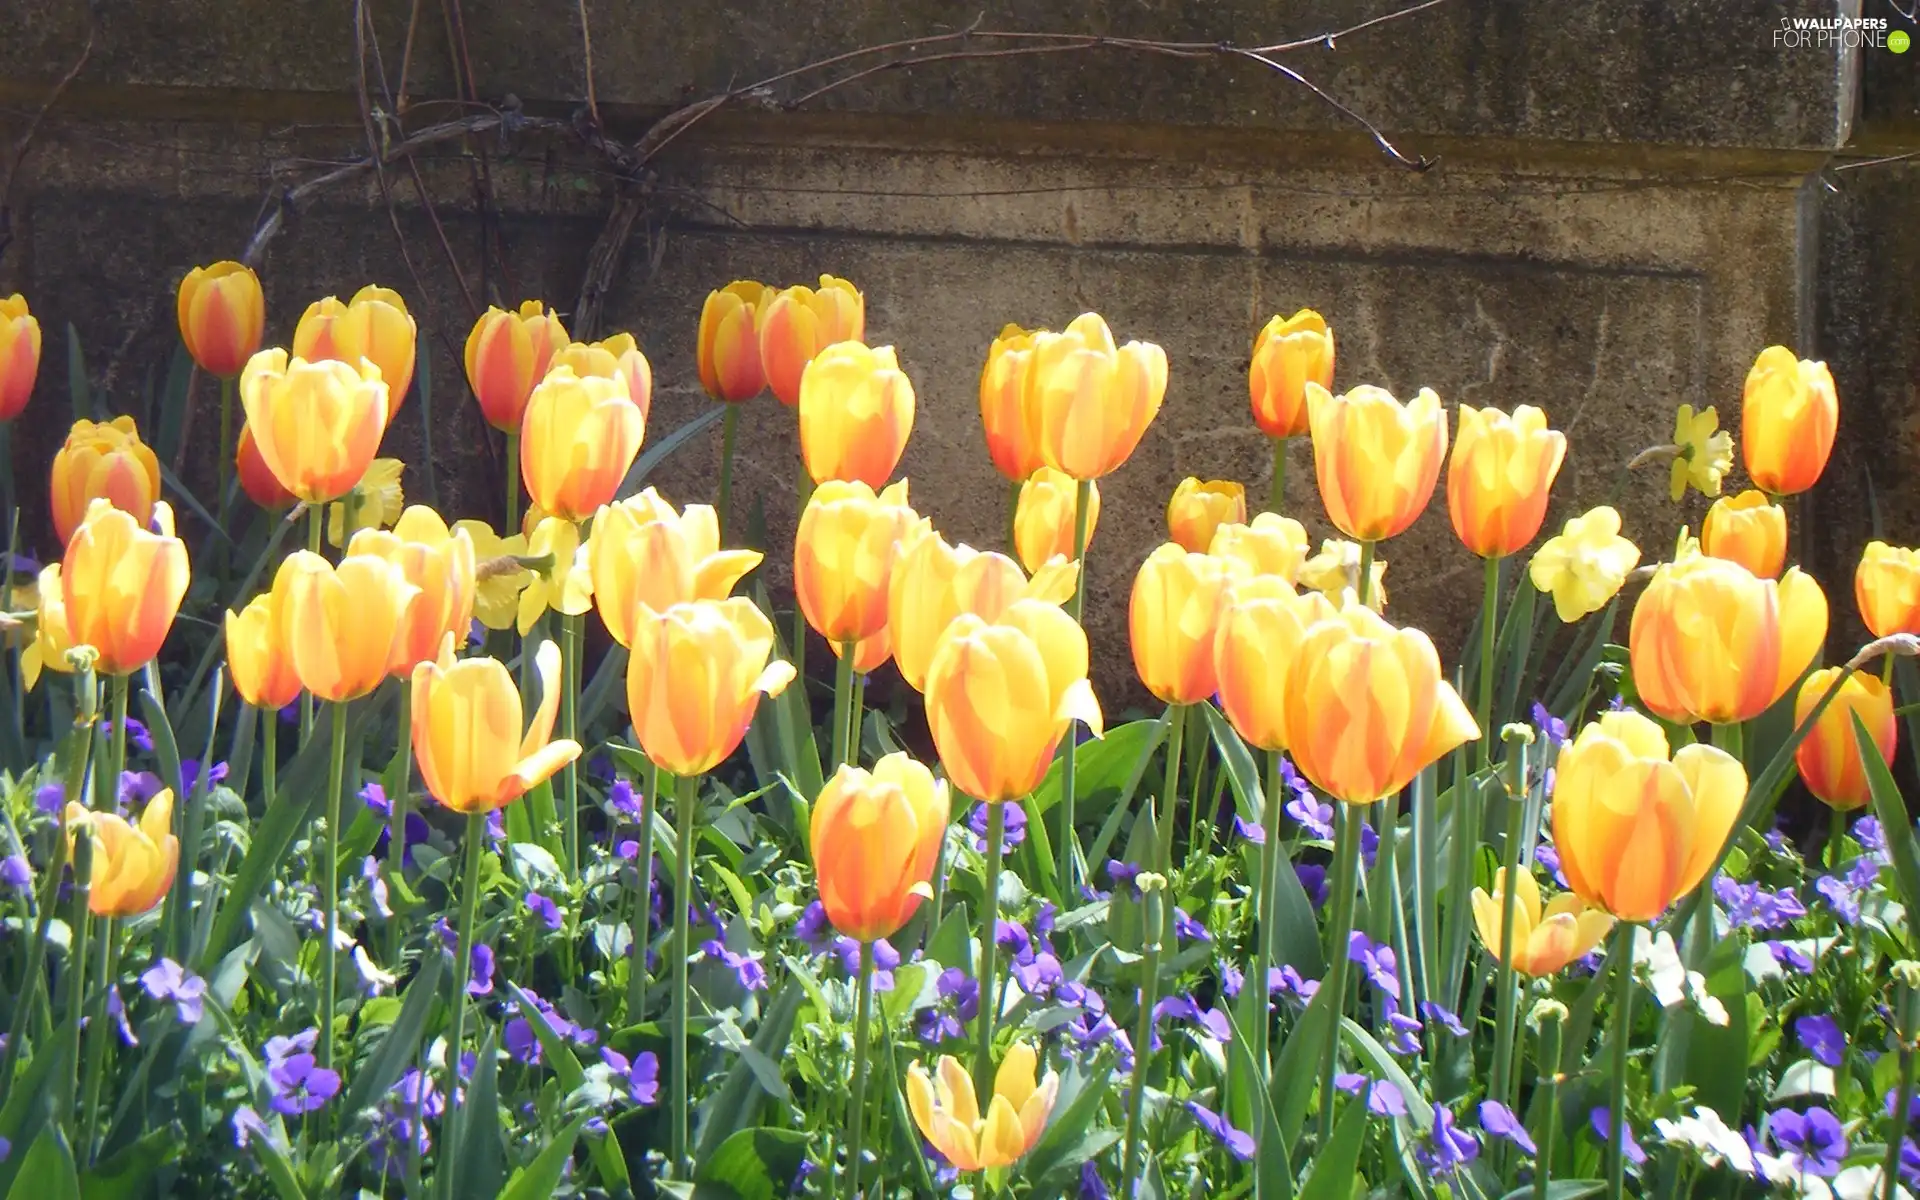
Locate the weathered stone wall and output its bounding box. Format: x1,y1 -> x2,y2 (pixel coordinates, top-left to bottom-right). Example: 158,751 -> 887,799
2,0 -> 1916,702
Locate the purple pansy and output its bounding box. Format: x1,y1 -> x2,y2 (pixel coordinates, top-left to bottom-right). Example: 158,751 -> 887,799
1335,1072 -> 1409,1116
1185,1101 -> 1255,1161
967,801 -> 1028,853
1347,931 -> 1402,1001
267,1052 -> 342,1115
1418,1104 -> 1480,1172
1479,1101 -> 1536,1155
0,855 -> 29,891
1796,1014 -> 1845,1068
1769,1106 -> 1846,1177
702,939 -> 769,991
526,891 -> 564,932
140,958 -> 206,1024
1589,1107 -> 1647,1165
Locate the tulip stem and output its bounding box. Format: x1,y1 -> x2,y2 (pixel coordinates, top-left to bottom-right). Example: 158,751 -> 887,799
1604,921 -> 1637,1200
846,939 -> 876,1200
1828,806 -> 1848,873
302,507 -> 323,739
1533,1005 -> 1565,1200
973,799 -> 1006,1095
1356,539 -> 1377,609
831,639 -> 856,773
1490,741 -> 1530,1115
504,431 -> 521,534
1252,751 -> 1286,1083
319,700 -> 349,1076
386,685 -> 413,963
1121,882 -> 1165,1200
1056,477 -> 1095,898
218,374 -> 235,514
561,612 -> 582,879
626,760 -> 659,1023
849,669 -> 866,768
1884,975 -> 1918,1200
79,917 -> 117,1163
1477,556 -> 1498,773
438,810 -> 486,1200
1157,704 -> 1186,874
1268,436 -> 1287,514
1317,802 -> 1364,1145
717,404 -> 739,544
670,771 -> 700,1178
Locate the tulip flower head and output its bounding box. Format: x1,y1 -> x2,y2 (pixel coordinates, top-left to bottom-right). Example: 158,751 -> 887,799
516,516 -> 594,636
624,597 -> 797,778
550,333 -> 653,425
412,636 -> 582,814
1855,541 -> 1920,638
889,528 -> 1078,693
293,286 -> 417,415
224,588 -> 303,711
589,488 -> 763,647
1027,313 -> 1167,480
348,506 -> 477,676
759,276 -> 865,407
1700,490 -> 1786,579
0,293 -> 40,421
1667,404 -> 1733,502
1130,543 -> 1250,706
810,753 -> 948,942
1471,869 -> 1615,977
239,349 -> 389,505
520,365 -> 645,521
1527,507 -> 1642,624
61,498 -> 189,677
980,325 -> 1044,481
1629,554 -> 1826,725
464,300 -> 571,432
274,550 -> 422,703
1296,538 -> 1388,611
795,479 -> 918,645
1742,346 -> 1837,497
1306,383 -> 1449,544
698,281 -> 772,402
455,519 -> 532,632
1166,478 -> 1247,553
69,790 -> 179,917
50,416 -> 163,546
834,625 -> 894,674
1213,575 -> 1337,752
800,341 -> 915,488
235,425 -> 296,510
1446,404 -> 1566,559
1209,512 -> 1310,583
176,262 -> 266,378
1013,467 -> 1098,575
1248,309 -> 1335,439
1551,709 -> 1744,922
907,1044 -> 1059,1172
1794,667 -> 1896,812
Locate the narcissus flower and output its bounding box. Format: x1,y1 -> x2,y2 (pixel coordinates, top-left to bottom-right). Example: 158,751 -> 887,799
1297,538 -> 1387,610
21,564 -> 75,690
980,325 -> 1043,481
1027,313 -> 1167,480
1248,309 -> 1334,440
516,516 -> 594,636
810,753 -> 947,942
794,479 -> 918,645
235,425 -> 295,509
69,790 -> 179,917
293,285 -> 417,414
1668,404 -> 1733,502
759,276 -> 865,407
889,529 -> 1076,693
225,588 -> 303,711
1130,543 -> 1250,706
1447,404 -> 1566,558
1794,667 -> 1896,812
176,262 -> 265,378
1700,490 -> 1786,579
1306,383 -> 1448,543
698,281 -> 771,402
1527,507 -> 1642,623
550,333 -> 654,425
1012,467 -> 1098,574
1470,870 -> 1614,977
327,457 -> 404,548
925,600 -> 1103,803
273,550 -> 421,703
0,293 -> 40,421
1213,576 -> 1337,752
800,341 -> 915,488
1743,346 -> 1837,497
61,499 -> 189,676
907,1044 -> 1059,1171
464,301 -> 570,432
623,598 -> 796,777
1854,541 -> 1920,638
1551,709 -> 1744,922
238,349 -> 388,504
1209,513 -> 1310,583
1280,603 -> 1480,805
1166,478 -> 1247,553
347,507 -> 477,676
50,416 -> 163,545
1629,555 -> 1826,725
455,520 -> 531,632
588,488 -> 762,647
520,366 -> 645,522
411,636 -> 581,814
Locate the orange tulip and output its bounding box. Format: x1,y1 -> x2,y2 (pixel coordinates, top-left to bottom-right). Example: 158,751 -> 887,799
50,416 -> 162,545
1446,404 -> 1566,558
411,635 -> 582,814
1166,478 -> 1246,553
235,425 -> 296,509
587,488 -> 763,647
1212,575 -> 1337,752
924,599 -> 1103,802
907,1044 -> 1059,1172
1551,708 -> 1745,922
810,752 -> 947,942
1279,602 -> 1480,804
238,349 -> 388,504
889,528 -> 1077,693
347,507 -> 478,677
980,325 -> 1043,482
1306,383 -> 1448,543
60,499 -> 189,677
1027,313 -> 1167,480
1700,490 -> 1786,579
464,301 -> 570,432
1129,543 -> 1249,706
1742,345 -> 1837,497
68,790 -> 178,917
519,366 -> 645,522
551,333 -> 654,425
1012,467 -> 1098,575
1855,541 -> 1920,638
0,293 -> 39,421
794,479 -> 918,645
799,342 -> 915,488
1248,309 -> 1334,439
273,550 -> 421,703
759,276 -> 865,407
697,281 -> 771,402
176,261 -> 265,378
624,597 -> 797,777
1470,871 -> 1614,977
293,285 -> 417,414
833,625 -> 894,675
1794,667 -> 1896,812
1208,513 -> 1310,583
1629,555 -> 1826,725
224,589 -> 303,711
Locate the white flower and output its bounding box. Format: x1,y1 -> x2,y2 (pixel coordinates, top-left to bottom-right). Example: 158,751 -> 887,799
1832,1166 -> 1912,1200
1632,929 -> 1727,1024
354,945 -> 398,994
1652,1106 -> 1754,1176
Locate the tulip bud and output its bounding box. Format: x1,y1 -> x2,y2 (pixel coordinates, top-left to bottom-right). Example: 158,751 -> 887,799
794,479 -> 918,645
1208,513 -> 1310,583
1213,575 -> 1335,752
980,325 -> 1044,482
1470,870 -> 1614,977
1629,556 -> 1826,725
1742,346 -> 1837,497
412,636 -> 582,813
1794,666 -> 1896,811
1248,309 -> 1334,439
464,300 -> 571,432
69,791 -> 179,917
759,276 -> 865,407
1013,467 -> 1098,575
1027,313 -> 1167,480
50,416 -> 163,545
1855,541 -> 1920,638
0,293 -> 40,421
1700,490 -> 1786,579
1130,543 -> 1249,706
1165,478 -> 1247,554
239,349 -> 389,505
293,286 -> 417,416
624,598 -> 797,777
1306,383 -> 1448,543
60,499 -> 190,677
810,753 -> 947,942
799,342 -> 915,488
698,281 -> 771,402
1446,404 -> 1566,559
176,262 -> 266,378
520,366 -> 645,522
906,1044 -> 1059,1172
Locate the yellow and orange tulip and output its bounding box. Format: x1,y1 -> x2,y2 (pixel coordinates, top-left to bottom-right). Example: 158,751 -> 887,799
69,790 -> 179,917
347,506 -> 477,676
1027,313 -> 1167,480
1306,383 -> 1448,544
50,416 -> 162,545
1794,667 -> 1896,812
1742,345 -> 1837,498
1209,512 -> 1310,583
888,529 -> 1077,693
810,753 -> 947,942
1248,309 -> 1334,440
550,333 -> 654,425
1470,870 -> 1614,977
464,301 -> 570,432
519,366 -> 645,522
293,285 -> 417,414
0,293 -> 39,421
1165,477 -> 1246,554
1129,543 -> 1249,706
980,325 -> 1043,482
176,262 -> 265,378
759,276 -> 865,407
1212,576 -> 1336,752
1446,404 -> 1566,559
794,479 -> 918,645
799,341 -> 915,488
411,635 -> 581,814
238,349 -> 389,504
1855,541 -> 1920,638
588,488 -> 762,647
1699,490 -> 1786,579
235,425 -> 296,510
225,589 -> 303,711
1629,555 -> 1826,725
1012,467 -> 1098,575
907,1044 -> 1058,1172
624,598 -> 797,778
697,281 -> 771,403
61,499 -> 189,677
273,550 -> 421,703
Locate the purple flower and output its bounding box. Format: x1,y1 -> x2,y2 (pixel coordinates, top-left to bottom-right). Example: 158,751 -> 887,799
833,936 -> 899,992
1588,1107 -> 1647,1166
608,777 -> 641,820
1714,877 -> 1807,932
1270,965 -> 1320,1003
267,1052 -> 341,1115
1767,941 -> 1817,974
918,968 -> 979,1043
1856,817 -> 1888,857
1360,823 -> 1379,870
1172,908 -> 1211,943
105,985 -> 136,1046
1769,1107 -> 1846,1177
794,901 -> 832,949
599,1048 -> 662,1105
1418,1104 -> 1480,1172
967,802 -> 1028,853
1479,1101 -> 1536,1156
1534,843 -> 1570,889
1234,813 -> 1265,844
118,770 -> 167,810
1888,1088 -> 1920,1124
34,783 -> 63,815
361,782 -> 391,815
1286,794 -> 1334,840
616,838 -> 640,860
467,944 -> 495,997
1335,1073 -> 1408,1116
526,891 -> 563,932
232,1106 -> 274,1151
1816,874 -> 1864,924
1386,1009 -> 1422,1055
1796,1014 -> 1845,1068
485,810 -> 506,845
0,855 -> 29,891
1185,1101 -> 1255,1161
1530,702 -> 1568,746
1220,962 -> 1245,997
1347,932 -> 1402,1001
140,959 -> 206,1024
178,759 -> 228,797
264,1029 -> 318,1066
1079,1161 -> 1111,1200
702,939 -> 768,992
996,920 -> 1033,961
1035,902 -> 1058,939
504,1019 -> 542,1065
1420,1001 -> 1469,1037
106,717 -> 154,754
1106,860 -> 1141,891
1011,952 -> 1064,997
1295,863 -> 1328,909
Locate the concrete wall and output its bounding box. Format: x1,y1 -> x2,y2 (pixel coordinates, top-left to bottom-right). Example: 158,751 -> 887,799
3,0 -> 1916,703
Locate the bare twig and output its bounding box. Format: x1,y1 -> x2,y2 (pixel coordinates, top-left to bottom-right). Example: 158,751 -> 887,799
396,0 -> 424,115
577,0 -> 600,129
1251,0 -> 1456,53
1229,48 -> 1432,170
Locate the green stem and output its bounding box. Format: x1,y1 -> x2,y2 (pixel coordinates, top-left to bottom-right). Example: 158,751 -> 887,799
1268,436 -> 1287,514
1317,803 -> 1364,1144
831,639 -> 856,773
79,918 -> 118,1162
1185,705 -> 1211,871
846,940 -> 876,1200
1121,884 -> 1165,1199
1253,751 -> 1285,1081
717,404 -> 740,544
1885,977 -> 1919,1200
1355,539 -> 1376,609
504,430 -> 521,535
1605,921 -> 1637,1200
1057,478 -> 1094,898
438,811 -> 487,1200
849,669 -> 866,769
1828,805 -> 1849,873
973,800 -> 1007,1093
671,771 -> 699,1177
562,612 -> 582,879
1157,704 -> 1187,874
261,705 -> 278,808
1490,741 -> 1529,1113
319,701 -> 349,1073
626,760 -> 659,1023
1477,556 -> 1499,773
218,374 -> 235,511
1534,1006 -> 1565,1200
302,506 -> 323,738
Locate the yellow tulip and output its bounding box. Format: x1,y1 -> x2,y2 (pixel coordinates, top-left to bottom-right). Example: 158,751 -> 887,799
1296,538 -> 1388,611
238,349 -> 389,504
925,599 -> 1104,802
1208,513 -> 1310,583
61,499 -> 189,677
759,276 -> 865,407
1012,467 -> 1098,575
1700,490 -> 1786,579
1794,667 -> 1896,812
327,457 -> 405,548
1470,870 -> 1614,977
624,598 -> 797,777
455,520 -> 532,632
68,790 -> 179,917
799,342 -> 915,488
21,564 -> 75,690
1629,555 -> 1826,725
50,416 -> 162,545
889,528 -> 1077,693
794,479 -> 918,645
1668,404 -> 1733,502
465,301 -> 571,432
1248,309 -> 1334,439
1165,478 -> 1247,554
348,506 -> 477,676
516,516 -> 595,636
588,488 -> 762,647
274,550 -> 421,703
810,753 -> 947,942
1551,709 -> 1745,922
1527,507 -> 1641,623
1306,383 -> 1448,543
907,1044 -> 1059,1171
225,587 -> 304,711
1027,313 -> 1167,480
293,285 -> 417,415
0,293 -> 40,421
520,365 -> 645,521
1280,603 -> 1480,805
1855,541 -> 1920,638
1742,346 -> 1837,497
1446,404 -> 1566,559
1212,575 -> 1337,751
549,333 -> 654,425
1129,544 -> 1250,706
176,262 -> 265,378
411,636 -> 582,813
697,281 -> 771,402
980,325 -> 1043,482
